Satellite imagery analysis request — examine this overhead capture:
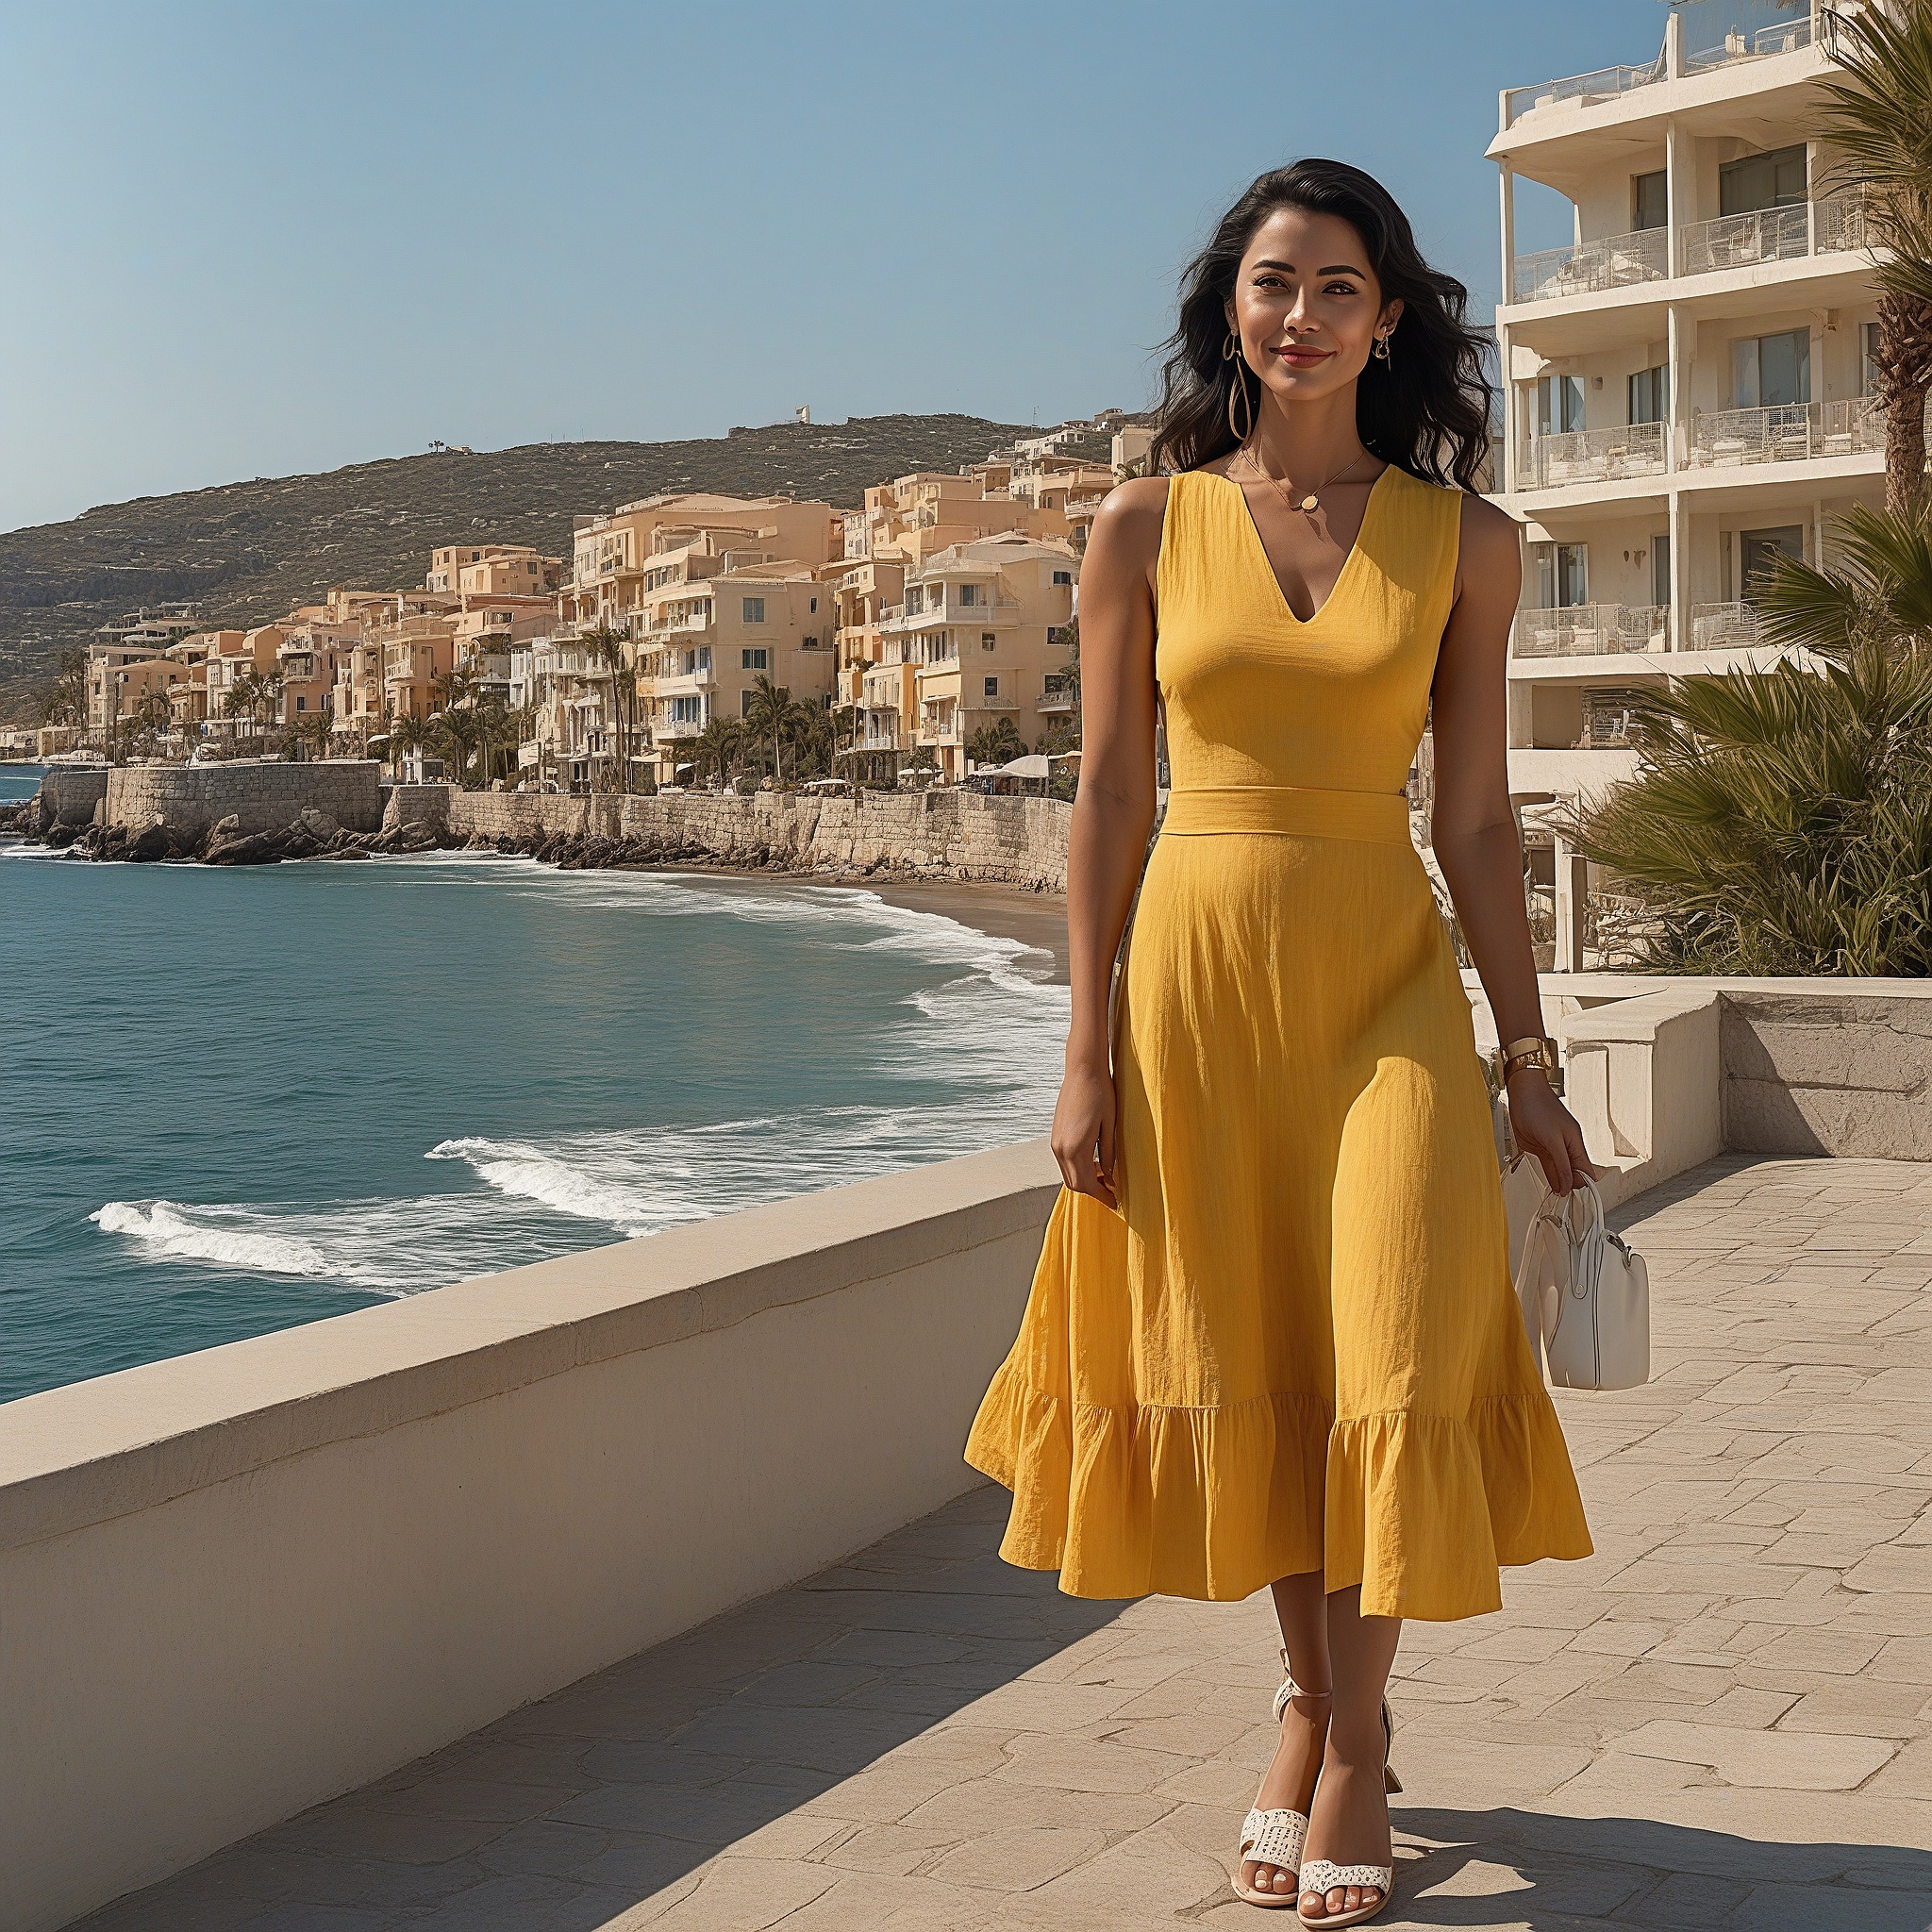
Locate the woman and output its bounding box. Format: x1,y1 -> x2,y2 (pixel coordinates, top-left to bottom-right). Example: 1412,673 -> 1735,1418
965,160 -> 1595,1926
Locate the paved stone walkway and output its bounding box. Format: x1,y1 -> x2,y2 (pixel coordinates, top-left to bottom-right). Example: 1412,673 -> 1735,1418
78,1156 -> 1932,1932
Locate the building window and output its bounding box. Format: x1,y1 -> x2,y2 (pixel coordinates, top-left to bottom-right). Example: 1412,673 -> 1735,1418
1740,525 -> 1805,602
1733,328 -> 1810,409
1536,375 -> 1586,435
1720,143 -> 1807,217
1053,570 -> 1072,585
1628,364 -> 1669,425
808,596 -> 818,613
984,676 -> 999,698
1632,169 -> 1667,232
742,597 -> 765,624
295,695 -> 307,711
982,633 -> 996,651
958,583 -> 981,607
1531,541 -> 1588,609
1861,321 -> 1882,396
742,648 -> 768,670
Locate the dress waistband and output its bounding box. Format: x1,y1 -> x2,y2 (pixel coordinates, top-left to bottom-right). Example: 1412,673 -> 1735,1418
1160,785 -> 1412,844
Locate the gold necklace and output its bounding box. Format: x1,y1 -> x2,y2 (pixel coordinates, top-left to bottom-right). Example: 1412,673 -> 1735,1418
1235,442 -> 1376,517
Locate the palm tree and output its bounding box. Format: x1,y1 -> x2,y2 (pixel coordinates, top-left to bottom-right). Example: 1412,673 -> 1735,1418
129,689 -> 173,759
222,670 -> 267,743
968,716 -> 1028,769
292,700 -> 333,764
691,714 -> 743,790
388,709 -> 430,774
782,694 -> 833,779
582,626 -> 637,793
39,649 -> 87,736
1816,1 -> 1932,511
742,673 -> 793,785
1574,504 -> 1932,975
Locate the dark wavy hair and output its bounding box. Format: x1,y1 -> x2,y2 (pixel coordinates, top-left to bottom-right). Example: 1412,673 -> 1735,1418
1148,159 -> 1494,490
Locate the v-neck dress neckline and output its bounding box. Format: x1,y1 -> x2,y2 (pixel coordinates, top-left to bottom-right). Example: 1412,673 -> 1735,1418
1215,462 -> 1396,628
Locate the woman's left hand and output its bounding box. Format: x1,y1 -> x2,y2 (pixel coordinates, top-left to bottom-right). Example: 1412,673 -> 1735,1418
1507,1070 -> 1596,1195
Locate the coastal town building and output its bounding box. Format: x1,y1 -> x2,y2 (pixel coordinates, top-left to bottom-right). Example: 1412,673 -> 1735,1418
1488,3 -> 1884,819
562,494 -> 842,637
880,533 -> 1079,785
204,626 -> 287,744
830,558 -> 908,781
426,543 -> 562,598
843,471 -> 1069,566
635,545 -> 838,786
509,634 -> 615,791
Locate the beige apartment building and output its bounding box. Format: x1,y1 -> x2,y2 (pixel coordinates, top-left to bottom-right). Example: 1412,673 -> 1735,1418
563,494 -> 841,636
203,626 -> 287,743
637,544 -> 838,785
830,558 -> 908,779
865,534 -> 1078,785
426,543 -> 562,598
1490,2 -> 1885,817
844,471 -> 1070,567
509,635 -> 616,791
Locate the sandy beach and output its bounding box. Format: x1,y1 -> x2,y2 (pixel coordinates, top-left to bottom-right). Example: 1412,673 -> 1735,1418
849,877 -> 1070,985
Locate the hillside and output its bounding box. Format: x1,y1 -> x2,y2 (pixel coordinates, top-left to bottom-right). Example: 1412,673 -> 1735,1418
0,412 -> 1083,720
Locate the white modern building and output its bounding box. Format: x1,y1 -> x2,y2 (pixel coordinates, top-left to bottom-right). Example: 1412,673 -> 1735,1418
1490,0 -> 1886,827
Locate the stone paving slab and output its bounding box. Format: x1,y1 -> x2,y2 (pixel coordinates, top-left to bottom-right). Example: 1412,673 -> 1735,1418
73,1157 -> 1932,1931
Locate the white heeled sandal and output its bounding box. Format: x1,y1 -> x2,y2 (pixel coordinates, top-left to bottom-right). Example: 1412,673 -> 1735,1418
1295,1699 -> 1399,1927
1234,1651 -> 1328,1909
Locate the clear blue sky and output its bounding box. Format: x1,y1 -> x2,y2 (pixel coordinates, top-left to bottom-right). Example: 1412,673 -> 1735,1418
0,0 -> 1671,534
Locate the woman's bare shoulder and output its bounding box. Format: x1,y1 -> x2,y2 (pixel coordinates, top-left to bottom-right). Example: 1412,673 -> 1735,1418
1087,476 -> 1172,575
1457,490 -> 1518,558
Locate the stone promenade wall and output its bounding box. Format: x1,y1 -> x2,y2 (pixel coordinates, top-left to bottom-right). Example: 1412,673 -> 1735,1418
106,762 -> 384,839
39,768 -> 110,827
1724,989 -> 1932,1158
436,787 -> 1072,891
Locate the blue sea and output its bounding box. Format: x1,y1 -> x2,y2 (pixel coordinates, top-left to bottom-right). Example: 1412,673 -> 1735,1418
0,765 -> 1067,1404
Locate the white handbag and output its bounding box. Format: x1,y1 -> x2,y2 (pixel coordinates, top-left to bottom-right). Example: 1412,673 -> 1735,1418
1512,1172 -> 1651,1391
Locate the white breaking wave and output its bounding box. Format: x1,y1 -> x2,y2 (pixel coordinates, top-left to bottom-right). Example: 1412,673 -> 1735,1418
425,1136 -> 662,1238
87,868 -> 1071,1297
92,1200 -> 329,1277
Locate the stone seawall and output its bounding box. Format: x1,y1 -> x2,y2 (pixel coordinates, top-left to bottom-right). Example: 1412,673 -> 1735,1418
107,761 -> 384,839
430,788 -> 1071,891
19,766 -> 1069,890
40,769 -> 110,827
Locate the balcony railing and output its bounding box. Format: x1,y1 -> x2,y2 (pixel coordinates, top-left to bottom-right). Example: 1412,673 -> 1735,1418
1521,421 -> 1667,490
1504,59 -> 1665,127
1679,194 -> 1869,275
1513,226 -> 1667,304
1511,604 -> 1670,658
1687,396 -> 1882,468
1690,601 -> 1766,649
1683,12 -> 1815,72
1513,194 -> 1871,306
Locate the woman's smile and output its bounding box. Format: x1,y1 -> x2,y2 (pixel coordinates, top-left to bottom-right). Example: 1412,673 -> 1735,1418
1274,343 -> 1333,366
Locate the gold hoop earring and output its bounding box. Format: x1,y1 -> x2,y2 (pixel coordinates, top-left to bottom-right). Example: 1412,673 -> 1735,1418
1222,328 -> 1240,361
1226,359 -> 1254,442
1374,330 -> 1392,366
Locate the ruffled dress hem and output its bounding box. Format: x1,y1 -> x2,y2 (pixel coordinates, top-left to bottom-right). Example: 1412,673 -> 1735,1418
965,1361 -> 1593,1621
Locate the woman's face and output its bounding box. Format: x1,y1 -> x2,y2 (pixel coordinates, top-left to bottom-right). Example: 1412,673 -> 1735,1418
1224,206 -> 1403,408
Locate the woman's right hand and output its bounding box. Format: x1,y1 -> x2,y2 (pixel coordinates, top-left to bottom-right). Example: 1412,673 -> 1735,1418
1051,1052 -> 1119,1208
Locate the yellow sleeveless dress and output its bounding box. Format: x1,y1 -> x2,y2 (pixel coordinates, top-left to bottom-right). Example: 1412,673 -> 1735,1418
965,465 -> 1592,1622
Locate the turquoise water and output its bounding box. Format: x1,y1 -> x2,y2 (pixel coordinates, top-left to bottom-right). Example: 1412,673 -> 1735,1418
0,780 -> 1067,1403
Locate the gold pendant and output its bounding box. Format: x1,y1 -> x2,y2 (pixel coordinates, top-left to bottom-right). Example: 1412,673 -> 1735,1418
1299,493 -> 1319,513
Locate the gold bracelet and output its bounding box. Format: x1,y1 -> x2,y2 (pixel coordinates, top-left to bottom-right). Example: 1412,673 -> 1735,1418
1497,1033 -> 1561,1091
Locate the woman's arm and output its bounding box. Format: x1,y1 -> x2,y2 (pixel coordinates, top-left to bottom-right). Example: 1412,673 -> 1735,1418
1430,494 -> 1594,1195
1049,479 -> 1165,1206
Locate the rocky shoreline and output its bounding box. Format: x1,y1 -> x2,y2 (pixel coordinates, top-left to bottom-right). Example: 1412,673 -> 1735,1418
0,793 -> 1051,886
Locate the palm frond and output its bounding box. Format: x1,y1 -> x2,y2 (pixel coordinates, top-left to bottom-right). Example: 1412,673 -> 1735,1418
1575,502 -> 1932,977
